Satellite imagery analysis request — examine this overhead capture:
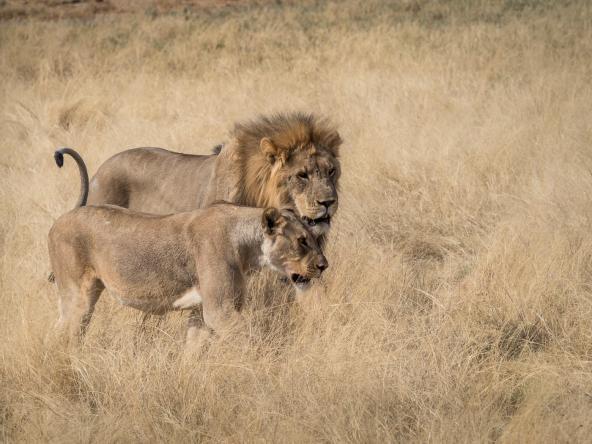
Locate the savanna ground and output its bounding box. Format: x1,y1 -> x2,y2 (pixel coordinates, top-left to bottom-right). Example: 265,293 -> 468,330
2,0 -> 592,442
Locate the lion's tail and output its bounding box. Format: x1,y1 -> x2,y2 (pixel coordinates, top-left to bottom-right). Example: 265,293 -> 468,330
54,147 -> 89,210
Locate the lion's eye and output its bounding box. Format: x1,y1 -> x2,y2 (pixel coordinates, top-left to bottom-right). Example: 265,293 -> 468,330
328,168 -> 336,177
297,171 -> 308,180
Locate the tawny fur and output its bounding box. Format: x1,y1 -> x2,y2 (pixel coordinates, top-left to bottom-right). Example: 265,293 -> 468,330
48,203 -> 327,343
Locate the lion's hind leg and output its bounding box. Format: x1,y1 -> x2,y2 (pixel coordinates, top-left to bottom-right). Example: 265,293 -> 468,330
86,172 -> 130,208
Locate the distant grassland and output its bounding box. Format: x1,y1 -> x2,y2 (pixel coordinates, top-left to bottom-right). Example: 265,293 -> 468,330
2,1 -> 592,442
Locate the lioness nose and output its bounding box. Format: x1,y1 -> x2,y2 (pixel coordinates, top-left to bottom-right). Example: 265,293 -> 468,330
317,257 -> 328,273
317,199 -> 336,209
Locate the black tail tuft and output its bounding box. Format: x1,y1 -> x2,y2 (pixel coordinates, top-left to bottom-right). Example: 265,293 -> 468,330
212,144 -> 223,155
54,150 -> 64,168
53,147 -> 89,209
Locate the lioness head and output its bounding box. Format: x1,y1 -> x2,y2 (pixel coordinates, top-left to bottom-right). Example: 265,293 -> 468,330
235,112 -> 342,238
261,207 -> 328,291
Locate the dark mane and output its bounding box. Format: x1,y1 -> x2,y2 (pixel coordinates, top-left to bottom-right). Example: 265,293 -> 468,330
227,112 -> 342,208
233,112 -> 342,156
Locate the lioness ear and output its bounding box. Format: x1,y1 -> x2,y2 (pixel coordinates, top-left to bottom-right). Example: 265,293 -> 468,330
261,138 -> 279,164
262,207 -> 282,235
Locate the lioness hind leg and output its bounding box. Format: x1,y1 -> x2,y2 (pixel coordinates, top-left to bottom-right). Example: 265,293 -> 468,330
58,276 -> 104,342
78,277 -> 104,338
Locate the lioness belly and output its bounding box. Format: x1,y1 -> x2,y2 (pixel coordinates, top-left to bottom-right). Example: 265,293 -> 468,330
108,286 -> 203,314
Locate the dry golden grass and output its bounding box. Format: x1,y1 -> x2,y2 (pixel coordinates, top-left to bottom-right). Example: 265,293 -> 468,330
2,0 -> 592,441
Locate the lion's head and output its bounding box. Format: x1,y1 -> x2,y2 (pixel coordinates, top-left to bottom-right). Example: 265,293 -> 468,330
234,112 -> 342,237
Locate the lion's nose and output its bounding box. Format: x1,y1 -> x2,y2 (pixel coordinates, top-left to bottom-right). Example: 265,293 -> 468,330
316,256 -> 328,273
317,199 -> 336,209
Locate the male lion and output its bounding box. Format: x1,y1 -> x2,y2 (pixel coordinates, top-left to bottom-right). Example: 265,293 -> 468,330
49,150 -> 327,343
85,112 -> 342,239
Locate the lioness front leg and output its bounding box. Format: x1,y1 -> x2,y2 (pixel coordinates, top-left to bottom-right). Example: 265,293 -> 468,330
185,306 -> 212,351
198,261 -> 246,338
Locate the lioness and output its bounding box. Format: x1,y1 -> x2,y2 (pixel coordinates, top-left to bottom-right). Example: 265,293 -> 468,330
49,149 -> 327,342
86,112 -> 342,239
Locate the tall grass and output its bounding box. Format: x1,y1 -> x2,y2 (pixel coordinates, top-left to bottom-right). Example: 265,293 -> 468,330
2,1 -> 592,441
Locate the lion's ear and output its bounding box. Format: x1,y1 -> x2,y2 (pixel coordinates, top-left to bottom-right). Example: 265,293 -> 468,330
262,207 -> 283,235
261,138 -> 279,164
325,130 -> 342,157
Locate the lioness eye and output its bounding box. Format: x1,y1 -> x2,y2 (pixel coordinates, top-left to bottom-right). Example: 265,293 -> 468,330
297,171 -> 308,180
